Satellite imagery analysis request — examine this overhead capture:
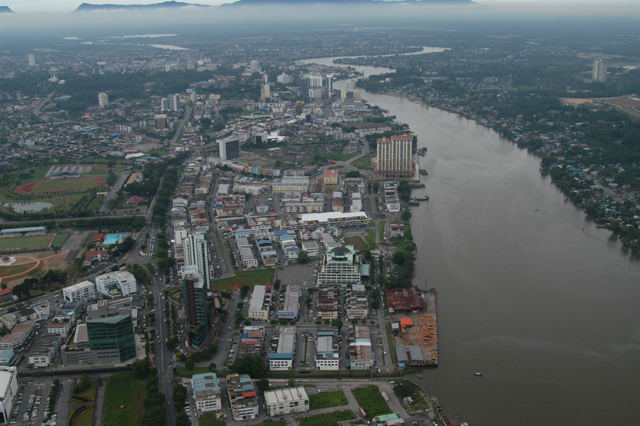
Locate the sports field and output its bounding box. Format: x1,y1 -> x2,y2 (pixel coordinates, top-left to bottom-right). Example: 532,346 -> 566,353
0,234 -> 53,251
16,177 -> 106,195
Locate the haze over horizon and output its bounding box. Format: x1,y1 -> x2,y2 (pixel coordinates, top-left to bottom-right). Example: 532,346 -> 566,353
2,0 -> 640,13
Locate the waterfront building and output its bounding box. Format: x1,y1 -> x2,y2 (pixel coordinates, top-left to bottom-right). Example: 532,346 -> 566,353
375,134 -> 414,179
317,245 -> 361,287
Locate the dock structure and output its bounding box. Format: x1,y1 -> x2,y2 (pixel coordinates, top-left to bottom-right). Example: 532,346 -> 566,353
389,288 -> 438,366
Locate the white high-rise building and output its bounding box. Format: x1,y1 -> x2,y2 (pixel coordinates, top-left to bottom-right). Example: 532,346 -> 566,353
27,53 -> 36,67
161,97 -> 169,111
260,83 -> 271,100
375,134 -> 414,179
183,232 -> 210,288
168,94 -> 180,112
0,366 -> 18,423
98,92 -> 109,108
592,58 -> 607,82
277,73 -> 292,85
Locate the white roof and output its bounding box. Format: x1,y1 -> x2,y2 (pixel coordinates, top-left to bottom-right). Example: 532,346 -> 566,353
299,211 -> 368,223
264,387 -> 308,405
248,285 -> 266,313
0,367 -> 16,395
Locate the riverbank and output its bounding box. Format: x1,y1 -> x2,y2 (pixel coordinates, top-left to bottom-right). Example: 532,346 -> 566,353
370,87 -> 640,259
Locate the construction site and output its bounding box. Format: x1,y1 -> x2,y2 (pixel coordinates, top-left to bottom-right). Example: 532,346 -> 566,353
387,287 -> 438,367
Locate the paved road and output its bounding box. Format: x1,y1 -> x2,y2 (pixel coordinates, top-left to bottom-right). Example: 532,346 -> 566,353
99,172 -> 129,213
93,376 -> 105,426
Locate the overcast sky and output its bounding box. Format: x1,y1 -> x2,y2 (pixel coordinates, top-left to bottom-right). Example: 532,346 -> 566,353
3,0 -> 639,13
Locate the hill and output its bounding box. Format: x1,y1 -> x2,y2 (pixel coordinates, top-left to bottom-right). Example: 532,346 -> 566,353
75,1 -> 210,12
223,0 -> 471,6
0,6 -> 14,13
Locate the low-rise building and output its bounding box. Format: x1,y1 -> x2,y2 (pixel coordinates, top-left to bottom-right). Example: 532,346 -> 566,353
315,332 -> 339,370
346,284 -> 368,320
0,320 -> 36,350
248,285 -> 269,321
270,327 -> 295,370
47,318 -> 72,337
301,240 -> 319,257
238,326 -> 265,357
278,285 -> 299,320
191,373 -> 222,413
349,325 -> 374,370
264,387 -> 309,416
63,281 -> 96,304
0,349 -> 16,366
226,374 -> 259,421
95,271 -> 137,297
27,334 -> 60,368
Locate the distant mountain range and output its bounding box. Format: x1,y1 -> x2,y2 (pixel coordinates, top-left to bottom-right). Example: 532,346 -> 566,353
0,5 -> 14,13
75,1 -> 210,12
223,0 -> 472,5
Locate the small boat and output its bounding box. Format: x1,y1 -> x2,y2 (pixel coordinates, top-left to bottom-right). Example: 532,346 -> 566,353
419,168 -> 429,176
474,372 -> 483,377
416,373 -> 423,379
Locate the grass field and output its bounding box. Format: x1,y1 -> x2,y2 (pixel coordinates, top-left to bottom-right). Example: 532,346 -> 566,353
0,263 -> 34,278
366,228 -> 377,249
309,390 -> 348,410
385,322 -> 398,365
17,177 -> 106,194
199,413 -> 226,426
300,410 -> 355,426
344,236 -> 368,251
68,378 -> 96,426
0,234 -> 51,251
352,386 -> 391,418
353,154 -> 373,169
102,372 -> 146,426
379,220 -> 386,241
51,233 -> 68,248
211,268 -> 275,292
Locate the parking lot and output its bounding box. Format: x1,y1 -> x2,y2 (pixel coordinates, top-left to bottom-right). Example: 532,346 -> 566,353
10,379 -> 53,425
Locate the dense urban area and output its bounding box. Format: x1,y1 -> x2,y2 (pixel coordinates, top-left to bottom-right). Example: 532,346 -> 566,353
0,11 -> 638,426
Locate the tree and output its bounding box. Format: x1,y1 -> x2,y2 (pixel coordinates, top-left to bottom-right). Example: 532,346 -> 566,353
232,354 -> 267,378
131,357 -> 152,379
185,358 -> 195,371
176,412 -> 189,426
255,378 -> 269,392
297,251 -> 310,264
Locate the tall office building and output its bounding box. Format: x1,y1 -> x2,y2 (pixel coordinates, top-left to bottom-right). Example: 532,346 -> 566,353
300,75 -> 323,99
183,232 -> 210,288
86,304 -> 136,362
98,92 -> 109,108
325,75 -> 333,94
375,134 -> 414,179
182,269 -> 209,349
592,58 -> 607,82
218,138 -> 240,161
260,83 -> 271,101
27,53 -> 36,67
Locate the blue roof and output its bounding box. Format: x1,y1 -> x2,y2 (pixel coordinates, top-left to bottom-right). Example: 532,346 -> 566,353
317,331 -> 334,336
270,352 -> 293,360
258,239 -> 272,246
239,377 -> 252,383
274,230 -> 288,236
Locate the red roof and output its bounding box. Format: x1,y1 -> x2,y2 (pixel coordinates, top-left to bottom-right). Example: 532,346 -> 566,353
242,391 -> 256,398
400,318 -> 413,326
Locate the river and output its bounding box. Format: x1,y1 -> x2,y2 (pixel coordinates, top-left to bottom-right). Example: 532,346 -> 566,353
302,54 -> 640,425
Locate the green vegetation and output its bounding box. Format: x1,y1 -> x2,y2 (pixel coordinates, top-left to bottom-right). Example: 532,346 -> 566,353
0,263 -> 33,278
0,234 -> 51,251
231,354 -> 267,378
344,235 -> 368,250
385,322 -> 398,364
353,154 -> 373,169
366,227 -> 377,249
212,268 -> 275,292
300,410 -> 355,426
352,385 -> 391,418
69,376 -> 96,426
51,233 -> 68,248
26,177 -> 105,193
199,413 -> 226,426
309,390 -> 348,410
378,220 -> 386,241
102,372 -> 147,426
